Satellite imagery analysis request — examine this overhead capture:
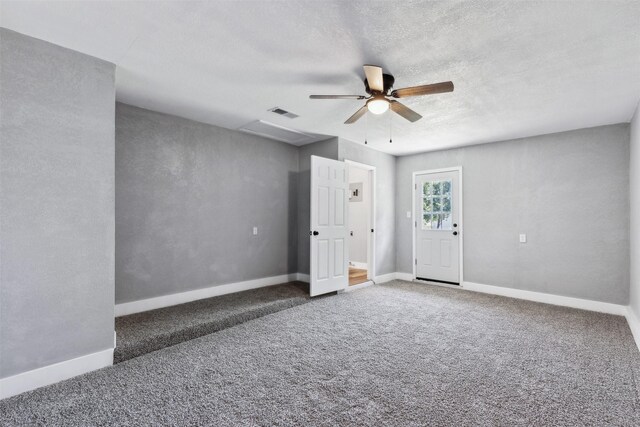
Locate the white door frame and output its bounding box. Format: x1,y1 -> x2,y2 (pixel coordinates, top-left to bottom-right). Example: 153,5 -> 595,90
345,159 -> 376,280
412,166 -> 463,283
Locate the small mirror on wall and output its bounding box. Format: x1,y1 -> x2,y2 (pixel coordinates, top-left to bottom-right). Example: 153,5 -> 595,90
350,182 -> 363,202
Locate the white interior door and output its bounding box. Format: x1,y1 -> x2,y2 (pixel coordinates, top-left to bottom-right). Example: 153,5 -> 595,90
415,170 -> 460,284
310,155 -> 349,296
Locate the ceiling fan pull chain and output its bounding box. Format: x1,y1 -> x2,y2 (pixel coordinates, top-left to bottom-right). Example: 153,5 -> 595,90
364,112 -> 368,145
389,110 -> 393,143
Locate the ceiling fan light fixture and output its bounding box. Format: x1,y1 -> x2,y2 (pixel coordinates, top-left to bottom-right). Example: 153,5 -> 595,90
311,65 -> 452,124
367,97 -> 389,115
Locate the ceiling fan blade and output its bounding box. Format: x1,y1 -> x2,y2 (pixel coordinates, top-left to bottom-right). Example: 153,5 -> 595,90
390,100 -> 422,122
391,81 -> 454,98
309,95 -> 366,99
344,105 -> 368,124
363,65 -> 384,92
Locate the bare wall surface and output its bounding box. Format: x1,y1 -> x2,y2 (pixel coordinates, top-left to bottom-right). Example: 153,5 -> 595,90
0,29 -> 115,378
296,138 -> 339,275
396,125 -> 630,304
115,103 -> 298,303
339,139 -> 396,276
630,103 -> 640,316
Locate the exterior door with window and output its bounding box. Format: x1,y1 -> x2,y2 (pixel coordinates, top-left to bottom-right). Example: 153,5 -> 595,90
415,170 -> 460,284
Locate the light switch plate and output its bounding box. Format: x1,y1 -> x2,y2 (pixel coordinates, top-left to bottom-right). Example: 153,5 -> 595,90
519,233 -> 527,243
253,227 -> 258,236
406,211 -> 411,218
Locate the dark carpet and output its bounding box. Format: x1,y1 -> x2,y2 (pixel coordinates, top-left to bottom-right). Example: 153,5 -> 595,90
114,281 -> 310,363
2,280 -> 639,426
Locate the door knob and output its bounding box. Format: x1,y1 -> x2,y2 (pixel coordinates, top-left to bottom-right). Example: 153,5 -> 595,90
313,231 -> 319,236
453,231 -> 458,236
453,223 -> 458,228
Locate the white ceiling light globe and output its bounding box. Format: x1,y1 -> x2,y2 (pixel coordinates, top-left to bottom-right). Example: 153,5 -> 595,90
367,98 -> 389,114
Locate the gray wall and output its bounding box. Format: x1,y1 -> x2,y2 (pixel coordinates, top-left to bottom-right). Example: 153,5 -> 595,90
115,103 -> 298,303
296,138 -> 339,275
0,29 -> 115,378
630,103 -> 640,316
396,124 -> 630,304
339,139 -> 396,276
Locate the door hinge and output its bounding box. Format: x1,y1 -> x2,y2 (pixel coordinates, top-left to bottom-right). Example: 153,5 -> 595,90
414,221 -> 417,228
415,259 -> 417,265
415,183 -> 417,190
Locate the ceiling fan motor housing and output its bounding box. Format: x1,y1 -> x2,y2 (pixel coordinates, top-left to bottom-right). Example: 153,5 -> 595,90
365,73 -> 395,95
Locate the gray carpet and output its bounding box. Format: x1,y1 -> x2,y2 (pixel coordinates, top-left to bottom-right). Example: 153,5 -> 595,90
114,281 -> 310,363
2,280 -> 639,426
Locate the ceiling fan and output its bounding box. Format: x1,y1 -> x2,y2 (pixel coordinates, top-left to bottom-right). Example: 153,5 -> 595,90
310,65 -> 454,124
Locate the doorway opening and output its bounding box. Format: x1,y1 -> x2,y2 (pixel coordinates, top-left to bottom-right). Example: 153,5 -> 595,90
346,160 -> 376,286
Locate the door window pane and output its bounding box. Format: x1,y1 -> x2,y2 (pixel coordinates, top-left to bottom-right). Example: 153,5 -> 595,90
441,213 -> 452,229
432,214 -> 442,229
432,197 -> 441,211
421,179 -> 453,230
442,197 -> 451,212
422,214 -> 436,230
423,197 -> 432,212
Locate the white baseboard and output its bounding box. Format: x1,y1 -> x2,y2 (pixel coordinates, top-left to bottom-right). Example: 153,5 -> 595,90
395,272 -> 414,281
462,281 -> 627,316
115,273 -> 298,316
372,272 -> 412,283
0,348 -> 113,400
626,307 -> 640,352
296,273 -> 310,283
374,272 -> 397,283
349,261 -> 368,269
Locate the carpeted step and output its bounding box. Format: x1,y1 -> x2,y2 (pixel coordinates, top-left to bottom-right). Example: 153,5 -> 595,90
114,281 -> 310,363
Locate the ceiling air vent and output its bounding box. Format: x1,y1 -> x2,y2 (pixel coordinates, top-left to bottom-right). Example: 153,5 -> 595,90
269,107 -> 299,119
238,120 -> 312,145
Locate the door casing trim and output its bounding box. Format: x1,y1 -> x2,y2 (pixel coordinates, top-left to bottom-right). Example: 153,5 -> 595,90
412,166 -> 464,283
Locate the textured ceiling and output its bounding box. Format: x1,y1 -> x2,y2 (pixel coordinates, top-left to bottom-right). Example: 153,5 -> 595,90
2,1 -> 639,155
